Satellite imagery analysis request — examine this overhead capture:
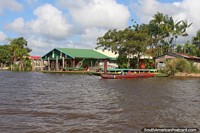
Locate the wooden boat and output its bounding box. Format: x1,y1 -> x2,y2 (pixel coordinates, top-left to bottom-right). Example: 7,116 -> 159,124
100,72 -> 155,79
100,68 -> 169,78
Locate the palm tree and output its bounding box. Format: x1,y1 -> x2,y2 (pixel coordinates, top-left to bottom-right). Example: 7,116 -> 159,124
192,29 -> 200,49
183,41 -> 199,56
149,12 -> 174,55
148,12 -> 192,55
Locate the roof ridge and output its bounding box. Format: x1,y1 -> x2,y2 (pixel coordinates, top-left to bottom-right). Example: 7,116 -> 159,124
57,47 -> 93,50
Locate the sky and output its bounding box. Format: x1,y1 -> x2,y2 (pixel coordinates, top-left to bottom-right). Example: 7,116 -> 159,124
0,0 -> 200,56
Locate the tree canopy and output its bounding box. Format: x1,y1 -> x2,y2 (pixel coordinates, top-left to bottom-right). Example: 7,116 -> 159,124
96,12 -> 197,68
0,37 -> 32,70
97,22 -> 150,68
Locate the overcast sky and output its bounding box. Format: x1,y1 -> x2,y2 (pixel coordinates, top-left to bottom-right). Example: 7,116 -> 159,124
0,0 -> 199,55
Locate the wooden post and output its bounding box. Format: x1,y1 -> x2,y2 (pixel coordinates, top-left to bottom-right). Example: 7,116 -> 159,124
32,59 -> 35,71
56,56 -> 59,71
48,57 -> 50,71
72,58 -> 75,68
62,57 -> 65,69
104,59 -> 108,74
11,63 -> 12,71
40,60 -> 43,71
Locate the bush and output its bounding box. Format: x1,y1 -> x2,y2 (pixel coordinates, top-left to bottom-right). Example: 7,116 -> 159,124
163,58 -> 199,75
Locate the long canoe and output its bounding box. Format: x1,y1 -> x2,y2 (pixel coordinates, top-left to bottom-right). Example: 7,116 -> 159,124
100,72 -> 155,79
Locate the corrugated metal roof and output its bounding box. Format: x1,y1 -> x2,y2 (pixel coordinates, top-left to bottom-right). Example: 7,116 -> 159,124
94,49 -> 153,59
30,56 -> 41,60
172,52 -> 200,59
154,52 -> 200,60
56,48 -> 110,59
94,49 -> 118,59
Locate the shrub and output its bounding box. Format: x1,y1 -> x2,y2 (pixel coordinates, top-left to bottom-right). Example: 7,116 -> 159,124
163,58 -> 199,75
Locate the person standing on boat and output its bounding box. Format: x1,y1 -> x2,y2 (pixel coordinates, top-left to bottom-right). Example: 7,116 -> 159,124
127,71 -> 131,75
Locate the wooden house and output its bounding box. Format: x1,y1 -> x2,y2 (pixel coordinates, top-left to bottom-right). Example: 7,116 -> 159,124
41,48 -> 110,71
154,52 -> 200,69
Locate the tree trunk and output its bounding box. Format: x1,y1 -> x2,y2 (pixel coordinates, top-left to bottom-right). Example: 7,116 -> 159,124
127,53 -> 130,68
137,53 -> 140,69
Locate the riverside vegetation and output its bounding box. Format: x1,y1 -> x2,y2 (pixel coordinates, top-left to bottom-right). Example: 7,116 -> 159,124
96,12 -> 200,75
162,58 -> 200,75
0,37 -> 32,71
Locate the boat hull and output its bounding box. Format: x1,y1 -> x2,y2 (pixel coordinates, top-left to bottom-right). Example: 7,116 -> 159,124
100,73 -> 155,79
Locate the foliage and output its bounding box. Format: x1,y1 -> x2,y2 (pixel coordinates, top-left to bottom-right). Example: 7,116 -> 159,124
163,58 -> 198,75
0,45 -> 11,64
0,37 -> 32,71
96,22 -> 150,68
192,29 -> 200,46
96,12 -> 193,68
175,41 -> 200,57
116,50 -> 128,68
148,12 -> 192,56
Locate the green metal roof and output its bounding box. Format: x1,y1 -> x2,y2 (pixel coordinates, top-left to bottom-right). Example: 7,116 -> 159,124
56,48 -> 110,59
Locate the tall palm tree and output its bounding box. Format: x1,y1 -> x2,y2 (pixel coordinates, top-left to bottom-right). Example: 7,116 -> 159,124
148,12 -> 192,55
149,12 -> 175,55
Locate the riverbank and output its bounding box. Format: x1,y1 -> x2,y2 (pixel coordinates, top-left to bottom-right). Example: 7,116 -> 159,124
175,72 -> 200,77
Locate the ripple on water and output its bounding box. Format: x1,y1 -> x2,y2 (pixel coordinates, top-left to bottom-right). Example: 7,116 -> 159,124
0,71 -> 199,132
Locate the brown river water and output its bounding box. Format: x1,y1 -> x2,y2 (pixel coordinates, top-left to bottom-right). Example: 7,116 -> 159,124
0,71 -> 199,133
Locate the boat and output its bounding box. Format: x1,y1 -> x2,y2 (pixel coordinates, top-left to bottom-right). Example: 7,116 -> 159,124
100,71 -> 155,79
100,68 -> 169,79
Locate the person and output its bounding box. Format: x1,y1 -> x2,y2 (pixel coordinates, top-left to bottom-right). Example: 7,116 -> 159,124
127,71 -> 131,75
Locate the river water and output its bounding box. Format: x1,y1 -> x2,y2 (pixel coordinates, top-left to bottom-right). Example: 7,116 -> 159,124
0,71 -> 199,133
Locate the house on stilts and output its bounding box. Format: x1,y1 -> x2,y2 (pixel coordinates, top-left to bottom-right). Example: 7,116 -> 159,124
41,48 -> 113,72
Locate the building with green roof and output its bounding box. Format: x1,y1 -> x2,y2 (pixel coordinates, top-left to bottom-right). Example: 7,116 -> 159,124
42,48 -> 112,71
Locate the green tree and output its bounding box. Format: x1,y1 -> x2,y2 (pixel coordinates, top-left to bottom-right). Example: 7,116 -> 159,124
0,45 -> 11,65
0,37 -> 32,71
175,44 -> 183,53
183,41 -> 199,56
9,37 -> 31,63
192,30 -> 200,43
148,12 -> 192,56
192,30 -> 200,56
148,12 -> 174,55
10,37 -> 31,52
97,22 -> 150,68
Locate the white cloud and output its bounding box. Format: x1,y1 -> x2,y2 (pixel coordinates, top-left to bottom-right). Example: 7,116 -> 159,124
27,37 -> 75,55
131,0 -> 200,43
6,3 -> 73,55
27,37 -> 54,55
131,0 -> 183,23
54,0 -> 131,52
0,31 -> 6,41
79,28 -> 107,48
7,3 -> 71,40
0,0 -> 23,14
6,17 -> 25,33
6,1 -> 131,55
28,3 -> 71,40
57,0 -> 130,29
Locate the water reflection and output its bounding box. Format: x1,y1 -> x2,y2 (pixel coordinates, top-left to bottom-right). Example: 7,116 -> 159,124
0,71 -> 199,132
